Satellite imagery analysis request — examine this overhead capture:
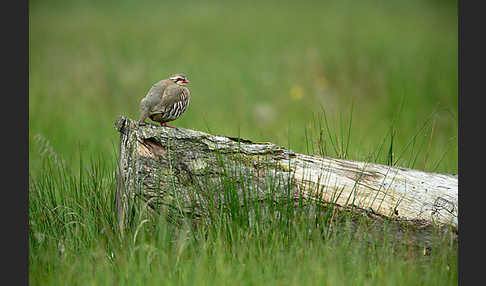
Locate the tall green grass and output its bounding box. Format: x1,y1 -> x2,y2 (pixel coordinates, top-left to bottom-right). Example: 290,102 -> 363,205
29,152 -> 457,285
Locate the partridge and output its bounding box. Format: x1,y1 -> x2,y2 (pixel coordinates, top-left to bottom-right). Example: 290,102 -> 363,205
138,74 -> 191,127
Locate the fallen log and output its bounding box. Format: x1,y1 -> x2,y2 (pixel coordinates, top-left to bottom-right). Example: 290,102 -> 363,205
114,115 -> 458,246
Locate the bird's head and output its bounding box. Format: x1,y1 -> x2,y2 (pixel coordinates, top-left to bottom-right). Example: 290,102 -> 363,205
169,74 -> 189,85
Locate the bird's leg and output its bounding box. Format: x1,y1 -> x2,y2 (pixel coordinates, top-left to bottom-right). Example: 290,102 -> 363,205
161,122 -> 175,128
138,114 -> 148,126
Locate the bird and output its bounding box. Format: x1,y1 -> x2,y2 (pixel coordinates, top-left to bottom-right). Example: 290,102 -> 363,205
138,73 -> 191,128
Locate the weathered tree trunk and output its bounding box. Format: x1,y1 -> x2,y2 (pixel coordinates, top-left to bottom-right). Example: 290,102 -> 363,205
114,115 -> 458,245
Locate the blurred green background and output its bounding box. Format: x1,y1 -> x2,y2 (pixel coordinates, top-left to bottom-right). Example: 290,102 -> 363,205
29,0 -> 457,174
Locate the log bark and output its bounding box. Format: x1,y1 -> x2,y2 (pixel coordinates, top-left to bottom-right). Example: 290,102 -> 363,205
114,115 -> 458,245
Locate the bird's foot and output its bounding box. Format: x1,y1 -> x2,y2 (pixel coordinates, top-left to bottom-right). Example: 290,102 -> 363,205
161,123 -> 175,128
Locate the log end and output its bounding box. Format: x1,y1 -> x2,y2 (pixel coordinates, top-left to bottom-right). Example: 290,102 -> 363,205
114,115 -> 129,132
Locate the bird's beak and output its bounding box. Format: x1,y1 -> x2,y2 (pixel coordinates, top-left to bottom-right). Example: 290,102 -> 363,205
183,79 -> 189,83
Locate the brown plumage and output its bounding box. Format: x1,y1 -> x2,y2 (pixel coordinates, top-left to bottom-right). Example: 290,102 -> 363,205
138,74 -> 191,127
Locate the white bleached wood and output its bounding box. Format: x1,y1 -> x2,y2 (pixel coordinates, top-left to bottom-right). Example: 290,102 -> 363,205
289,154 -> 457,228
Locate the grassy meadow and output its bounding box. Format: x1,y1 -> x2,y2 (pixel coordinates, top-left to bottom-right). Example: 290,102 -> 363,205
29,0 -> 458,285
